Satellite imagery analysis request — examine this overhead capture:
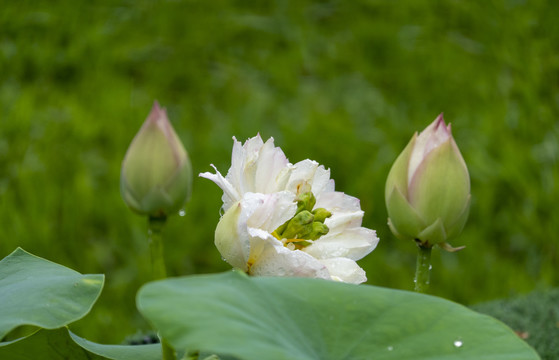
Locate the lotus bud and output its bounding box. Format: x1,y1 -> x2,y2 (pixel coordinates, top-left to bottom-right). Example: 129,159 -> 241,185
120,101 -> 192,218
385,114 -> 470,250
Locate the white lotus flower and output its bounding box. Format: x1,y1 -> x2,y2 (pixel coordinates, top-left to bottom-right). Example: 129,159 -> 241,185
200,134 -> 379,284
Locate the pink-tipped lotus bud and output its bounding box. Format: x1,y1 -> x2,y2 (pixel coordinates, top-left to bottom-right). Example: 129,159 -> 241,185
385,114 -> 470,249
120,101 -> 192,218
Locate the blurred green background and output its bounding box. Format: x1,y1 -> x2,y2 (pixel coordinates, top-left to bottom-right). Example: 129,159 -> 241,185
1,0 -> 558,344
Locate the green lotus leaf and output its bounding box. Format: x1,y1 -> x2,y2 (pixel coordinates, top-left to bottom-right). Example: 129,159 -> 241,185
138,271 -> 540,360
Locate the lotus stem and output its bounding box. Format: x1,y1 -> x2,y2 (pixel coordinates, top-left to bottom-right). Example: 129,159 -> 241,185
148,216 -> 167,280
147,216 -> 175,360
414,244 -> 432,293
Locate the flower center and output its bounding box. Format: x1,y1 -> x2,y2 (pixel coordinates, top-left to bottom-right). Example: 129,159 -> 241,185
272,192 -> 332,250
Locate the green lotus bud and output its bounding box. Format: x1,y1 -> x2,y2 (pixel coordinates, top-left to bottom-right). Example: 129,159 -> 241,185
120,101 -> 192,218
385,114 -> 470,249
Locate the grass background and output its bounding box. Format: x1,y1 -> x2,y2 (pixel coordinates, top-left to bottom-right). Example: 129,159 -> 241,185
1,0 -> 558,348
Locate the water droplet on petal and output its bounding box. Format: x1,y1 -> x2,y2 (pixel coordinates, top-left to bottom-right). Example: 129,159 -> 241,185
179,209 -> 186,216
387,346 -> 393,351
453,340 -> 463,348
